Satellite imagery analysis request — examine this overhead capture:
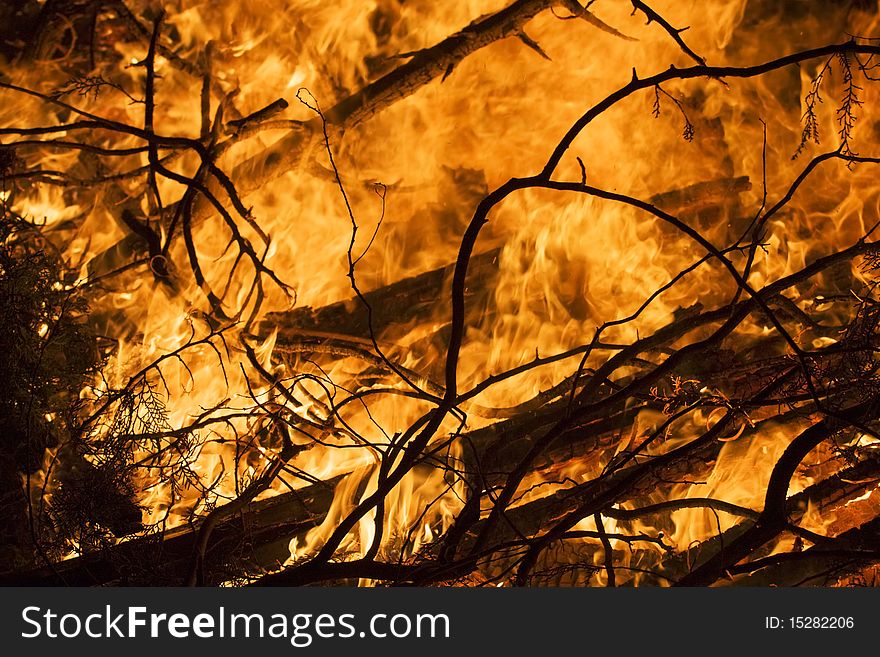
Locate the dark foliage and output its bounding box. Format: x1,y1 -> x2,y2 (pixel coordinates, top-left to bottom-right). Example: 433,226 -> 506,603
0,202 -> 139,570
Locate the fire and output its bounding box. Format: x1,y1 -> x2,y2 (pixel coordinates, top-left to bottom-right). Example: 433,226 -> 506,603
2,0 -> 880,587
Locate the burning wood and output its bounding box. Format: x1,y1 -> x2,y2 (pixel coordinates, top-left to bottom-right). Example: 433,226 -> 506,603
2,0 -> 880,589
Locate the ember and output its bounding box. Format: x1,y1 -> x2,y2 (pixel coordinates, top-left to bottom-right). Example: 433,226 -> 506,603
2,0 -> 880,587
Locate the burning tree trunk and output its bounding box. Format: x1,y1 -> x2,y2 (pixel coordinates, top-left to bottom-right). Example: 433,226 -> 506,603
2,0 -> 880,588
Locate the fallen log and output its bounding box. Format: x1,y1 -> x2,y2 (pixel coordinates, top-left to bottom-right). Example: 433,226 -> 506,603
222,0 -> 597,199
642,451 -> 880,585
727,516 -> 880,587
651,175 -> 751,217
2,395 -> 633,586
260,247 -> 501,344
433,417 -> 880,586
0,476 -> 341,586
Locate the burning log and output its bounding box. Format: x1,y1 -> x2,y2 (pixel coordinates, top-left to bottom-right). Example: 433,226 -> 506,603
215,0 -> 632,207
260,247 -> 501,345
1,476 -> 341,586
642,451 -> 880,586
727,517 -> 880,587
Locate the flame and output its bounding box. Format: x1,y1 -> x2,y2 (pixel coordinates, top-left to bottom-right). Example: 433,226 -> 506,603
4,0 -> 880,586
